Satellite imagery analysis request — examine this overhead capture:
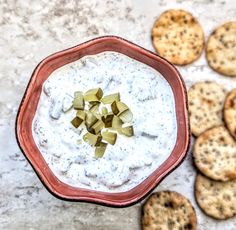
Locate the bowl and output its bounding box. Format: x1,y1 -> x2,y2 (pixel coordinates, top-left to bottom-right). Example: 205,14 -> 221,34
16,36 -> 190,207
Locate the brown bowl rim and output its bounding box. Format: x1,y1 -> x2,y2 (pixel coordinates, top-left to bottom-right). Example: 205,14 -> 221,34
15,35 -> 190,207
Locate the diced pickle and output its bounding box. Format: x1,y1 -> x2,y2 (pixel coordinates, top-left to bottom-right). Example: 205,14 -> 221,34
102,113 -> 114,128
89,101 -> 100,107
101,107 -> 108,115
84,88 -> 103,102
101,130 -> 117,145
83,132 -> 102,146
85,111 -> 98,129
70,88 -> 134,158
121,125 -> 134,137
111,116 -> 123,131
95,113 -> 102,120
71,117 -> 83,128
76,110 -> 86,120
111,101 -> 129,115
101,93 -> 120,104
73,91 -> 84,110
89,103 -> 101,119
118,109 -> 133,123
90,120 -> 104,134
89,104 -> 99,114
95,142 -> 107,158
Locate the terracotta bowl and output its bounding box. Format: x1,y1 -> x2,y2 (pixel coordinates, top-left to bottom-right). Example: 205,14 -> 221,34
16,36 -> 190,207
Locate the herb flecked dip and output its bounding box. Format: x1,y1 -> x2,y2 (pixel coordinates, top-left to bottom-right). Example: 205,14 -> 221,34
32,51 -> 177,192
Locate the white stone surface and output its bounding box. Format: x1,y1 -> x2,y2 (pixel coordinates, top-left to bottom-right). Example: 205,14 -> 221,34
0,0 -> 236,229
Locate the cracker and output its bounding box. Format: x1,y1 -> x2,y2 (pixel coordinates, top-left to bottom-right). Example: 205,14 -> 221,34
206,22 -> 236,77
141,191 -> 197,230
152,9 -> 204,65
188,81 -> 226,136
195,174 -> 236,220
193,125 -> 236,181
224,88 -> 236,140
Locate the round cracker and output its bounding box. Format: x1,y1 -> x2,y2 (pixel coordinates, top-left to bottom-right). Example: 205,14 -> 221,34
224,88 -> 236,140
193,125 -> 236,181
206,22 -> 236,77
195,174 -> 236,220
188,81 -> 226,137
152,9 -> 204,65
141,191 -> 197,230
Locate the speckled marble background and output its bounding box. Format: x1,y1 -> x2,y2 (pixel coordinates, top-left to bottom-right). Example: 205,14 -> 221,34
0,0 -> 236,229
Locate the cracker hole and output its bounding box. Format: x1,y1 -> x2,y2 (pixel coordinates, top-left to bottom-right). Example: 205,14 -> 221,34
184,223 -> 193,229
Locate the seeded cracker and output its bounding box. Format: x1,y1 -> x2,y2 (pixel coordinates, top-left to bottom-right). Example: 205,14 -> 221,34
224,88 -> 236,140
206,22 -> 236,77
188,81 -> 226,137
193,125 -> 236,181
195,174 -> 236,220
152,9 -> 204,65
141,191 -> 197,230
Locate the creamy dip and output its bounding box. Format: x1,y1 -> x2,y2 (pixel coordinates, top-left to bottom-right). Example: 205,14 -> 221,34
32,51 -> 177,193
